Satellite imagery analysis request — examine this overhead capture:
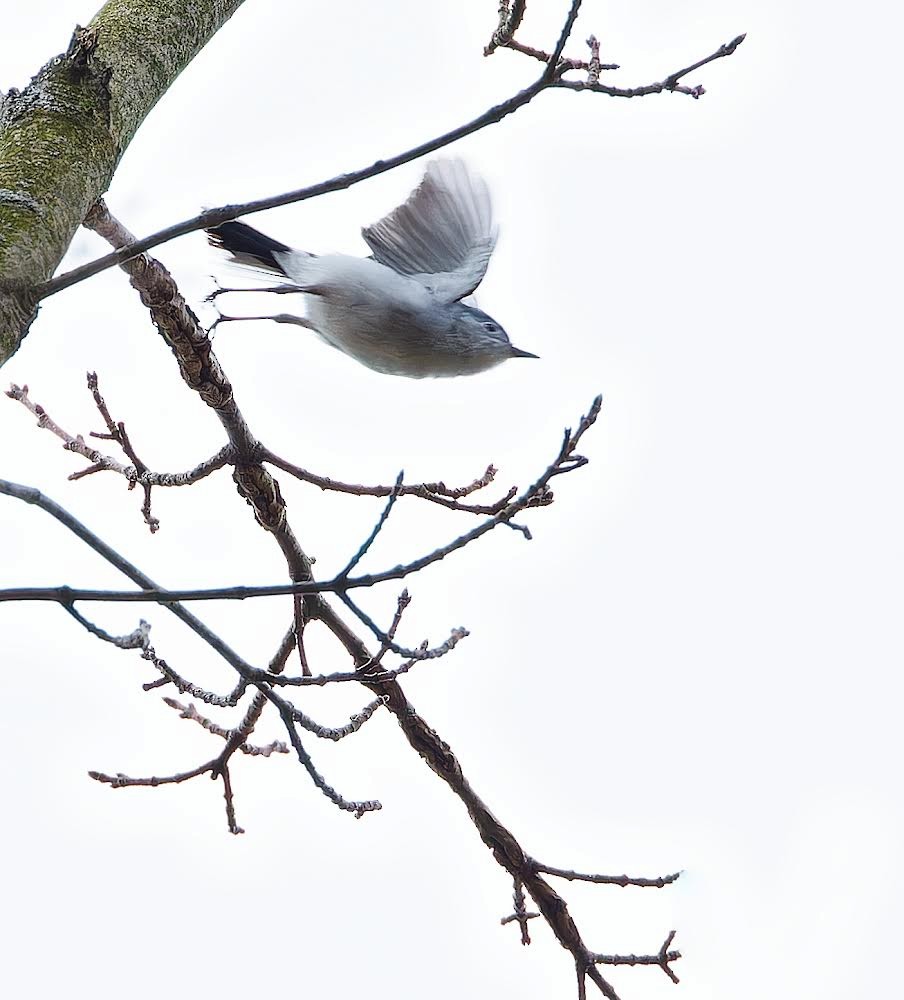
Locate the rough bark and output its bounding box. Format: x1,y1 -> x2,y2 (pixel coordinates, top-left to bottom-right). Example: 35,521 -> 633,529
0,0 -> 246,365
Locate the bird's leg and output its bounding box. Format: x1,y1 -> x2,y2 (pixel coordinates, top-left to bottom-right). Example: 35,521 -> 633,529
206,312 -> 318,336
205,281 -> 304,304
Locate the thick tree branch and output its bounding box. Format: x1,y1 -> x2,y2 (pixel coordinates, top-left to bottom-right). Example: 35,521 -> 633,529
0,0 -> 248,363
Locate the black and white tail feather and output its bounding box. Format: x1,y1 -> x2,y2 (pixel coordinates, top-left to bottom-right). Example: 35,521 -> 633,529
206,221 -> 301,276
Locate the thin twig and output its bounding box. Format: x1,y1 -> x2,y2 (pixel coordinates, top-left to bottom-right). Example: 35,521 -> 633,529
586,35 -> 601,85
290,695 -> 388,741
162,698 -> 289,756
536,862 -> 682,889
554,33 -> 746,100
592,931 -> 682,985
484,0 -> 527,55
543,0 -> 584,81
339,591 -> 469,660
6,383 -> 231,493
264,690 -> 382,817
262,448 -> 516,516
499,37 -> 618,74
367,590 -> 411,669
85,371 -> 159,531
500,877 -> 539,945
338,471 -> 404,578
63,605 -> 151,650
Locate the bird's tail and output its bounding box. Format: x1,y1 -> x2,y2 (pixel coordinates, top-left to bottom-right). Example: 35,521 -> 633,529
206,221 -> 293,276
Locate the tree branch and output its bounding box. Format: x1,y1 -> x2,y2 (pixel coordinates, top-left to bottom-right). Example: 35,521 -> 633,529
35,32 -> 745,301
0,0 -> 249,363
0,400 -> 598,606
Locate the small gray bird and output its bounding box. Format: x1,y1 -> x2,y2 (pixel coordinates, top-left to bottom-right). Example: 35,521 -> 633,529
206,159 -> 537,378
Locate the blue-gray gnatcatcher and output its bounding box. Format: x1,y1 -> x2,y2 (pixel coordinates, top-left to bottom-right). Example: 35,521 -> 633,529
206,159 -> 538,378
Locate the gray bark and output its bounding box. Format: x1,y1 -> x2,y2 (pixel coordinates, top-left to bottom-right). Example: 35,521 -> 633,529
0,0 -> 247,366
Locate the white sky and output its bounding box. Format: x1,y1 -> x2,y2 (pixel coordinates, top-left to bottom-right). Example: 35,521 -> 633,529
2,2 -> 902,998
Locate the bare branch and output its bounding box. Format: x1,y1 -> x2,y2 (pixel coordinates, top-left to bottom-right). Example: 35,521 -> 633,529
219,762 -> 244,835
89,761 -> 213,788
267,625 -> 297,674
292,592 -> 311,677
586,35 -> 602,86
484,0 -> 527,55
64,605 -> 151,650
592,931 -> 682,985
139,643 -> 245,708
495,35 -> 618,74
264,689 -> 382,817
262,448 -> 515,516
536,863 -> 682,889
6,382 -> 231,498
0,0 -> 734,970
367,590 -> 411,670
161,698 -> 289,757
289,694 -> 388,741
338,592 -> 469,661
0,396 -> 601,608
84,371 -> 159,530
554,33 -> 746,100
37,32 -> 744,300
338,471 -> 404,578
543,0 -> 584,82
500,877 -> 539,945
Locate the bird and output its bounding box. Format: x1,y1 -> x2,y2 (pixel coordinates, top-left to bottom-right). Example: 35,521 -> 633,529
205,159 -> 538,378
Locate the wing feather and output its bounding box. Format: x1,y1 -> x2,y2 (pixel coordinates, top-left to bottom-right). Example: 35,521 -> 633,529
361,159 -> 497,303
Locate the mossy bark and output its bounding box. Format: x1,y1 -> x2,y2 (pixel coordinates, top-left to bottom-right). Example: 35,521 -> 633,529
0,0 -> 246,366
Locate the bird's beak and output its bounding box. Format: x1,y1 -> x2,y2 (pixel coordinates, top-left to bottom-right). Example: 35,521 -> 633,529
510,346 -> 539,359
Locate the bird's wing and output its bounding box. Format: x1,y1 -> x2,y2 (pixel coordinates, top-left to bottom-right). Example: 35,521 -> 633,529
361,159 -> 497,304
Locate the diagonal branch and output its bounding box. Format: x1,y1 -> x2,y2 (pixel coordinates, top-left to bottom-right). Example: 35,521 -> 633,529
37,31 -> 745,300
338,471 -> 404,578
543,0 -> 584,81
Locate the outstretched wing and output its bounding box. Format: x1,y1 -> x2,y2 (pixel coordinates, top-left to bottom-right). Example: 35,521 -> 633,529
361,159 -> 498,304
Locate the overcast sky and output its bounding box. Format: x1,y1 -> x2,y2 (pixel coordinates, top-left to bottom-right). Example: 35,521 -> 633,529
2,2 -> 902,998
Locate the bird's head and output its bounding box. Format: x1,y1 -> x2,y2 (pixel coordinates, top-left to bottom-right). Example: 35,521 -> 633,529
450,303 -> 539,368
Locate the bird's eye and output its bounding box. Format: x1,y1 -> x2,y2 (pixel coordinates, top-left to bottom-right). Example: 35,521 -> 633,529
482,322 -> 497,332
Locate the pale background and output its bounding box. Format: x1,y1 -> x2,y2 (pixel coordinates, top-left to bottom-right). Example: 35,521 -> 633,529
1,2 -> 901,998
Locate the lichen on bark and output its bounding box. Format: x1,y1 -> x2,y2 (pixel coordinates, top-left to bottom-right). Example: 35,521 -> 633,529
0,0 -> 246,366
